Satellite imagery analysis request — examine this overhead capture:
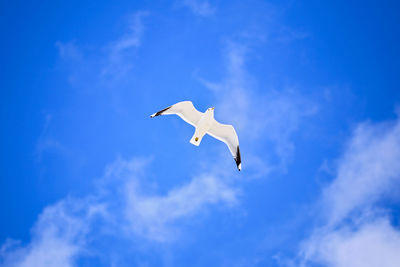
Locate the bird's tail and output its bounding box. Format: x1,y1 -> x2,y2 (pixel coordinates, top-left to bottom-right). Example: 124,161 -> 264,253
190,134 -> 203,146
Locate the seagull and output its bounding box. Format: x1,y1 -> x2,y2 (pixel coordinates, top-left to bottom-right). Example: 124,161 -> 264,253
150,101 -> 241,171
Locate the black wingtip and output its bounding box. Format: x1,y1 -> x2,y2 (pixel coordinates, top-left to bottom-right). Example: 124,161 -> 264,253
235,146 -> 241,171
150,106 -> 172,118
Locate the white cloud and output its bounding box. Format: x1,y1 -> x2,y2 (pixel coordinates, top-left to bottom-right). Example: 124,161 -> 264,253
125,174 -> 237,241
322,118 -> 400,225
101,157 -> 238,241
0,198 -> 97,267
301,218 -> 400,267
0,157 -> 238,266
297,115 -> 400,267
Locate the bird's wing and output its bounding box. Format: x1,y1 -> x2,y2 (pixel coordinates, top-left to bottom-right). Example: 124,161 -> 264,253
207,120 -> 241,171
150,101 -> 203,127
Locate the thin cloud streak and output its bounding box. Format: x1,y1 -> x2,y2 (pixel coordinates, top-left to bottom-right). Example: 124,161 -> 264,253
103,11 -> 149,79
181,0 -> 215,16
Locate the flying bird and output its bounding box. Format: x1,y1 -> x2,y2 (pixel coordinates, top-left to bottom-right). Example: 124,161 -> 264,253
150,101 -> 241,171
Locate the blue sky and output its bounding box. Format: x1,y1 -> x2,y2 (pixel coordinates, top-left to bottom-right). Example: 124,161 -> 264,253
1,0 -> 400,266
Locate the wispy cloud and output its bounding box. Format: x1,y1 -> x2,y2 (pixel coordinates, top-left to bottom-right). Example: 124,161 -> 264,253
0,157 -> 238,266
56,41 -> 83,62
321,118 -> 400,225
110,12 -> 148,54
180,0 -> 216,16
102,11 -> 149,80
199,41 -> 317,173
125,175 -> 237,241
35,114 -> 68,163
296,114 -> 400,267
301,218 -> 400,267
0,198 -> 99,267
56,11 -> 148,85
103,157 -> 238,241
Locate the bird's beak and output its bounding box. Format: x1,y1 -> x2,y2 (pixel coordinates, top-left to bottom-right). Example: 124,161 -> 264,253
211,107 -> 215,110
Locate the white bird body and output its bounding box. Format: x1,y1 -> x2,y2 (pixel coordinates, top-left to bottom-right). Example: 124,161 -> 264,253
189,108 -> 214,146
150,101 -> 241,171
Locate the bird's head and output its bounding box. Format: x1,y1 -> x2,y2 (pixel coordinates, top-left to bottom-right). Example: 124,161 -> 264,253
205,107 -> 215,117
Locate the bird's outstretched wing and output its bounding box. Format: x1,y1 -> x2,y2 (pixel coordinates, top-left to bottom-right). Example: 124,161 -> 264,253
207,121 -> 241,171
150,101 -> 203,127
